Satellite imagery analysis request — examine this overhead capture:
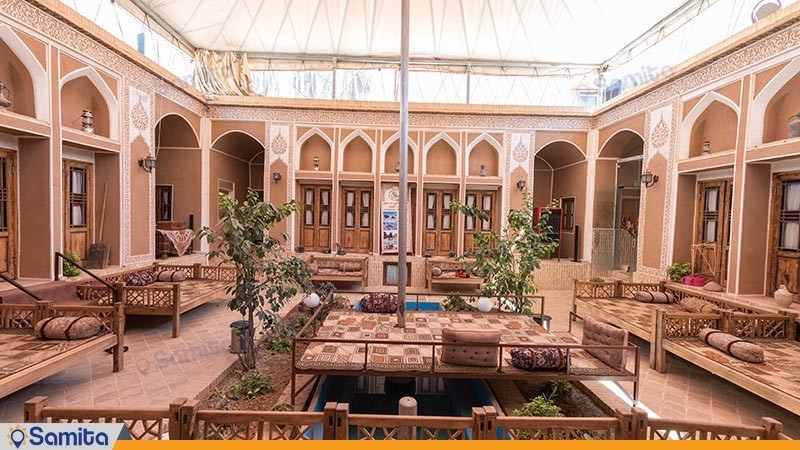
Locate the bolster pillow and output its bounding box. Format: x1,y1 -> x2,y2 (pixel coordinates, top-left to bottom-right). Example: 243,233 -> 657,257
678,297 -> 719,313
359,293 -> 398,313
699,328 -> 764,363
440,327 -> 500,367
126,271 -> 156,286
156,269 -> 187,282
510,347 -> 567,371
35,316 -> 102,340
633,290 -> 675,304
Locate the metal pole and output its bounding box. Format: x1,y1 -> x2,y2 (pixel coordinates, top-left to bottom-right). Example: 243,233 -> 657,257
396,0 -> 409,328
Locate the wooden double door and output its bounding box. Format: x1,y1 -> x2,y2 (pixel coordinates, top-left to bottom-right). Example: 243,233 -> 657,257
0,149 -> 17,278
694,180 -> 732,286
63,160 -> 93,261
423,188 -> 456,256
340,187 -> 372,253
770,172 -> 800,293
300,185 -> 331,252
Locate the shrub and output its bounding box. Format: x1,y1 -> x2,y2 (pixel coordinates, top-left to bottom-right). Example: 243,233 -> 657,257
590,277 -> 604,283
294,316 -> 309,330
227,371 -> 274,400
267,336 -> 292,354
666,262 -> 692,282
62,250 -> 81,277
542,381 -> 573,403
442,295 -> 475,312
272,403 -> 294,411
514,396 -> 563,418
330,294 -> 351,309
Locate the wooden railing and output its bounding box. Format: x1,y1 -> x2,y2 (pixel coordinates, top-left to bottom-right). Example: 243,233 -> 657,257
23,398 -> 791,440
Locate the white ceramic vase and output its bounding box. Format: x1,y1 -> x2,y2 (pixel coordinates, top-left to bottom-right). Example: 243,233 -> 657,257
774,284 -> 796,308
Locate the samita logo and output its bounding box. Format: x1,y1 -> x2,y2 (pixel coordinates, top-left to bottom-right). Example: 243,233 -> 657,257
3,424 -> 121,449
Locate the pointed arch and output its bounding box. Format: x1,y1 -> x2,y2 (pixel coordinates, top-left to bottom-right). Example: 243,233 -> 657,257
0,24 -> 49,121
60,66 -> 119,140
381,132 -> 418,173
750,58 -> 800,146
423,132 -> 460,176
680,91 -> 739,159
339,129 -> 375,172
296,127 -> 333,171
466,133 -> 503,177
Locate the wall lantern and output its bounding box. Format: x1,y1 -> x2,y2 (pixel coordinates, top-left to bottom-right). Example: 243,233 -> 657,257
138,155 -> 157,173
313,156 -> 320,171
272,172 -> 282,183
81,109 -> 94,134
516,180 -> 526,190
640,170 -> 659,188
0,81 -> 12,108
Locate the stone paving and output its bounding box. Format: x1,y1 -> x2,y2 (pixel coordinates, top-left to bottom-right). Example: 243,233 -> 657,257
0,288 -> 797,437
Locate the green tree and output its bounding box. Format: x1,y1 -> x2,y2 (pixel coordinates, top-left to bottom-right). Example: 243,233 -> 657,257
198,190 -> 311,369
452,191 -> 558,314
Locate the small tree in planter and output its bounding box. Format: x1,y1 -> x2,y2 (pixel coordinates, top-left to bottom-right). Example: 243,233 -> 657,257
452,192 -> 558,314
199,190 -> 312,369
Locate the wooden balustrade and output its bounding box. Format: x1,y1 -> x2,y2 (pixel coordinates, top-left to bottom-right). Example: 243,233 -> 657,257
22,397 -> 791,440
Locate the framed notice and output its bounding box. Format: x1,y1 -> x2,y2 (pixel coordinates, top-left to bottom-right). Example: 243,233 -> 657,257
381,184 -> 412,254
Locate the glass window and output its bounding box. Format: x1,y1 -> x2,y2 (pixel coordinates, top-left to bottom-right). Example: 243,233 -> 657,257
561,198 -> 575,231
779,181 -> 800,250
69,167 -> 88,227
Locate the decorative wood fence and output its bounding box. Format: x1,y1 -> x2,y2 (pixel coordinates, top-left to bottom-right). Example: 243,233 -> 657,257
23,397 -> 790,440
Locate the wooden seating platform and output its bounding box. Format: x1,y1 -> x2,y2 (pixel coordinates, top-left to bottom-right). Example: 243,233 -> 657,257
0,301 -> 124,398
81,263 -> 234,338
309,255 -> 368,287
425,259 -> 483,292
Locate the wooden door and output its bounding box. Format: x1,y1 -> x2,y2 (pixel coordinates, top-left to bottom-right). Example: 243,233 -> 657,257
300,185 -> 331,252
341,187 -> 372,253
464,190 -> 498,252
423,188 -> 456,256
0,150 -> 17,277
694,180 -> 732,286
156,185 -> 173,222
770,172 -> 800,294
63,160 -> 93,261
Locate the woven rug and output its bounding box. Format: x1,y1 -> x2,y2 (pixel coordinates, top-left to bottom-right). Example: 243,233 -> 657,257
297,310 -> 631,376
0,332 -> 101,380
577,296 -> 683,335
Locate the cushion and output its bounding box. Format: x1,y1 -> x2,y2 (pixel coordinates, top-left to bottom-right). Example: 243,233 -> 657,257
309,263 -> 319,275
703,281 -> 724,292
699,328 -> 764,363
510,347 -> 567,371
35,316 -> 102,340
431,267 -> 443,277
156,269 -> 187,282
678,297 -> 719,313
582,316 -> 629,370
359,293 -> 398,313
338,261 -> 362,272
126,271 -> 156,286
440,327 -> 500,367
632,290 -> 675,304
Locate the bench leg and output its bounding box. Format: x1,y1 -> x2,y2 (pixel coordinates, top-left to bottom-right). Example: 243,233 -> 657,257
171,285 -> 181,338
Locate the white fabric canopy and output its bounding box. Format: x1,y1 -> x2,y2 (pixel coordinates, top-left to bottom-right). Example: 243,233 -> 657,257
133,0 -> 687,66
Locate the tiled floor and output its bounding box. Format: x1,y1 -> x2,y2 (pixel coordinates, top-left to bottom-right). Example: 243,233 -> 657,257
0,288 -> 797,437
540,290 -> 800,437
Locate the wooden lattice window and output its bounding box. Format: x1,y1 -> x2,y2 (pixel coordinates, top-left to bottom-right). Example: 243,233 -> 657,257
156,185 -> 173,221
770,173 -> 800,294
465,190 -> 498,251
561,197 -> 575,231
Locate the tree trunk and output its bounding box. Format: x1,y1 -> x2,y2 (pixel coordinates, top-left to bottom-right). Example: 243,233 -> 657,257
240,306 -> 257,370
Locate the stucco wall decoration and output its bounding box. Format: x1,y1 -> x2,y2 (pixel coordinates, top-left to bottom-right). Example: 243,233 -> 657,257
124,83 -> 155,264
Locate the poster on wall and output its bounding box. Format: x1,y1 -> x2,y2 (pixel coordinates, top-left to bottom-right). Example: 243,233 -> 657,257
381,184 -> 412,254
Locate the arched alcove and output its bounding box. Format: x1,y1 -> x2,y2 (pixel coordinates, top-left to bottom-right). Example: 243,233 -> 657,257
689,101 -> 738,156
342,135 -> 373,172
468,140 -> 500,176
0,25 -> 48,121
60,67 -> 118,140
426,140 -> 458,176
384,138 -> 416,174
210,131 -> 265,219
599,129 -> 644,159
299,133 -> 332,171
154,114 -> 199,148
763,70 -> 800,143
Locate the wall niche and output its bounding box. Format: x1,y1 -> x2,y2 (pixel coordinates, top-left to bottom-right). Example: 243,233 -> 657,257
299,134 -> 332,171
763,70 -> 800,143
688,100 -> 738,157
0,39 -> 35,118
61,76 -> 112,138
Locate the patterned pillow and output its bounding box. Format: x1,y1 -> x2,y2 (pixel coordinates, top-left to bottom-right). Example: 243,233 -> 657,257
632,291 -> 675,304
700,328 -> 764,363
359,293 -> 398,313
126,271 -> 156,286
678,297 -> 719,313
35,316 -> 102,340
510,347 -> 567,371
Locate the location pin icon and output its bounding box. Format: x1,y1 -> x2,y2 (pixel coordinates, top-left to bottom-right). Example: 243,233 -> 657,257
10,429 -> 24,449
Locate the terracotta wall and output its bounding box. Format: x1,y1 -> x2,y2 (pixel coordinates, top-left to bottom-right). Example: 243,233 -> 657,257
641,154 -> 668,269
552,162 -> 586,260
129,135 -> 151,256
156,148 -> 202,227
17,138 -> 51,278
94,153 -> 121,265
342,137 -> 373,172
210,151 -> 250,219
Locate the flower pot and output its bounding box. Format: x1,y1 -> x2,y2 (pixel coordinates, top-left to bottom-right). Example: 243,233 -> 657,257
774,284 -> 797,308
681,275 -> 707,287
789,114 -> 800,138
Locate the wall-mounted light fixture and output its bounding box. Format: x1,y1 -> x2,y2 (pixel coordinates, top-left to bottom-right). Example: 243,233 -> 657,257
138,154 -> 157,173
640,170 -> 659,188
516,180 -> 526,190
313,156 -> 320,171
81,109 -> 94,134
272,172 -> 282,183
0,81 -> 12,108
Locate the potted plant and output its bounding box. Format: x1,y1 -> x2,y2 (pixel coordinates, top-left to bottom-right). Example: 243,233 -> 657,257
451,191 -> 558,314
199,189 -> 312,370
666,262 -> 692,283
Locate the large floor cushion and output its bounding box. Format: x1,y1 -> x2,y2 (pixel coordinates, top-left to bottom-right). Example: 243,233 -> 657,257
359,293 -> 398,313
699,328 -> 764,363
510,347 -> 567,371
34,316 -> 102,340
441,327 -> 500,367
582,316 -> 629,370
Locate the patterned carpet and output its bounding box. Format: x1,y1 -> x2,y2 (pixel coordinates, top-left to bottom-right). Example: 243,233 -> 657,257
666,337 -> 800,401
296,310 -> 634,376
576,296 -> 683,337
0,332 -> 104,380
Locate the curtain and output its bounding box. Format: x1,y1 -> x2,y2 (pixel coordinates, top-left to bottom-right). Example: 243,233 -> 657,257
193,49 -> 254,96
782,182 -> 800,249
